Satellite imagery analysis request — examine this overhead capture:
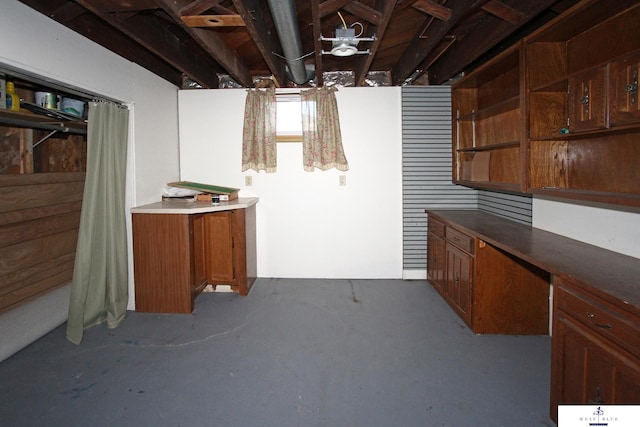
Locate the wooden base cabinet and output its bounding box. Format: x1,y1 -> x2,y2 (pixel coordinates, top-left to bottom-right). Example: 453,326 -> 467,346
427,212 -> 550,335
550,277 -> 640,422
426,216 -> 446,297
203,208 -> 255,296
132,203 -> 257,313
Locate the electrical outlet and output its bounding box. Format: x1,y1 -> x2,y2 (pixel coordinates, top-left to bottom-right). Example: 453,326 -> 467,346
245,176 -> 252,186
339,175 -> 346,186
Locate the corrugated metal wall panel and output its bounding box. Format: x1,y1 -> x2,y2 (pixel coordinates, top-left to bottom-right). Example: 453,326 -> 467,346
402,86 -> 477,271
478,190 -> 532,225
401,86 -> 533,273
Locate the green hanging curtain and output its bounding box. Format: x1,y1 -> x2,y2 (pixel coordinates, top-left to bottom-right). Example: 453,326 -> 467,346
66,101 -> 129,344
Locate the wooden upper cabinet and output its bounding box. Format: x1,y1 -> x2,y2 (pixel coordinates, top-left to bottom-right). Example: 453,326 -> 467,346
609,51 -> 640,127
451,0 -> 640,207
567,67 -> 607,132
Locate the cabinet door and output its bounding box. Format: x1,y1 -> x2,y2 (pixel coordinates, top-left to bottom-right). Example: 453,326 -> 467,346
568,67 -> 607,132
132,214 -> 194,313
191,214 -> 208,295
609,51 -> 640,126
427,231 -> 446,296
551,313 -> 640,420
203,211 -> 235,284
446,244 -> 473,326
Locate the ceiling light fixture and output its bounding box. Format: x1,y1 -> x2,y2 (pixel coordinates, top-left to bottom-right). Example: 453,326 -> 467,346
320,27 -> 376,57
320,12 -> 376,57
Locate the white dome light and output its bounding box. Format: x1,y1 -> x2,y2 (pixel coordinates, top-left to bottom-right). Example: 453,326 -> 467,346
331,42 -> 358,57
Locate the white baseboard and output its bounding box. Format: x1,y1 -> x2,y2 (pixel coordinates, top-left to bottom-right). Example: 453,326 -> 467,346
0,284 -> 70,363
403,269 -> 427,280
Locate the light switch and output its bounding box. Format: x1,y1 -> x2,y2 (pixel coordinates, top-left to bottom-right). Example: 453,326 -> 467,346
245,176 -> 252,186
339,175 -> 346,186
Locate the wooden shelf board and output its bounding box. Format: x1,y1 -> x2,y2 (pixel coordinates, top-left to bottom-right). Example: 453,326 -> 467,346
457,141 -> 520,152
530,124 -> 640,141
455,180 -> 523,194
530,78 -> 567,93
457,96 -> 520,121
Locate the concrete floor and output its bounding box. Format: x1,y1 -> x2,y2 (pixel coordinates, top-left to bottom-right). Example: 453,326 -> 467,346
0,278 -> 554,426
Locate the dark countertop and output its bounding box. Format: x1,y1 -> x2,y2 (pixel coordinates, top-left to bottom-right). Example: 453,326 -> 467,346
427,209 -> 640,317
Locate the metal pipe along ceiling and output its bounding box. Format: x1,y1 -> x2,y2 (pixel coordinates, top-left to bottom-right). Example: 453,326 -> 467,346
266,0 -> 312,85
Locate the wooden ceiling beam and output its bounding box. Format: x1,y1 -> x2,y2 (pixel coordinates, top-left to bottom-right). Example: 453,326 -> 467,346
311,0 -> 324,87
232,0 -> 286,87
18,0 -> 203,87
179,0 -> 225,16
412,0 -> 453,22
76,0 -> 220,88
181,14 -> 245,27
319,0 -> 354,18
353,0 -> 397,86
156,0 -> 252,87
343,1 -> 383,26
76,0 -> 158,13
428,0 -> 563,84
481,0 -> 525,24
47,2 -> 86,21
391,0 -> 482,85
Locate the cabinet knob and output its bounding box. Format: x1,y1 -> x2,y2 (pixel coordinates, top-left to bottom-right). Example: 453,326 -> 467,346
586,312 -> 613,330
625,69 -> 638,104
588,386 -> 604,405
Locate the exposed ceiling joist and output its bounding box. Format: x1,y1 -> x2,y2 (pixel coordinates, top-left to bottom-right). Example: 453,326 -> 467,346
232,0 -> 286,87
181,14 -> 246,27
412,0 -> 453,22
156,0 -> 252,87
427,0 -> 563,84
319,0 -> 355,18
17,0 -> 580,88
353,0 -> 397,86
342,1 -> 384,26
311,0 -> 325,87
179,0 -> 229,16
481,0 -> 525,25
391,0 -> 480,86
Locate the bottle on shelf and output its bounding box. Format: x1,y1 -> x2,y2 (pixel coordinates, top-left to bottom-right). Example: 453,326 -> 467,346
5,81 -> 20,112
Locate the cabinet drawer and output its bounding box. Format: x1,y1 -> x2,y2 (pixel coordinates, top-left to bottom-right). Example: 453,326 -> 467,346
556,282 -> 640,359
446,227 -> 474,254
428,216 -> 446,238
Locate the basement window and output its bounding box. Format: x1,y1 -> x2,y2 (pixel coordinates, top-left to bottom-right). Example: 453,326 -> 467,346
276,93 -> 302,142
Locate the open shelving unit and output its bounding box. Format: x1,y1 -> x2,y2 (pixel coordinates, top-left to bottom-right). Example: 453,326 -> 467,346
452,42 -> 524,193
451,0 -> 640,208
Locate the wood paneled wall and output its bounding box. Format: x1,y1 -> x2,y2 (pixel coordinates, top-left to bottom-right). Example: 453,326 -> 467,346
0,172 -> 84,313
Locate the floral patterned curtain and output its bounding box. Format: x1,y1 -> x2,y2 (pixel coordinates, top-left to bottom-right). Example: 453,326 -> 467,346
300,86 -> 349,172
242,88 -> 277,173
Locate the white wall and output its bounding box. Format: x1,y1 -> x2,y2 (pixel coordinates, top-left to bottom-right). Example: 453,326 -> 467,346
1,0 -> 180,360
533,196 -> 640,259
178,87 -> 404,278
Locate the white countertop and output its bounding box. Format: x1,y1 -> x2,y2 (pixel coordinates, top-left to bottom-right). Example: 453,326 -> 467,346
131,197 -> 259,214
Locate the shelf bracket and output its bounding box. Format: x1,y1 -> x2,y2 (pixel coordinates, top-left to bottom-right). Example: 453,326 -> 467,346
31,130 -> 59,152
